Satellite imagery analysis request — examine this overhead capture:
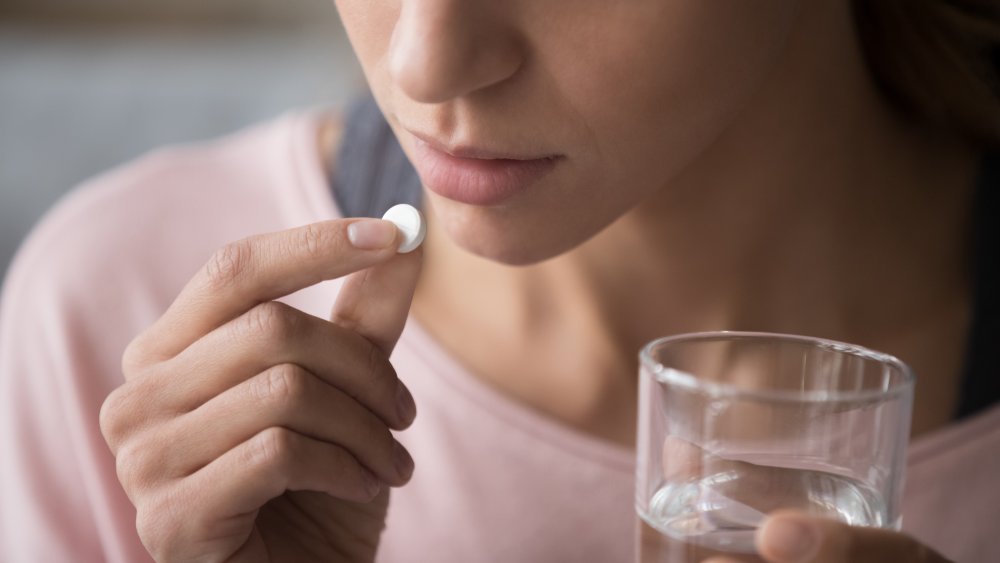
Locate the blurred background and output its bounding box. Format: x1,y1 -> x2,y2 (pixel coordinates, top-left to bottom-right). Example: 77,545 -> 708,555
0,0 -> 363,279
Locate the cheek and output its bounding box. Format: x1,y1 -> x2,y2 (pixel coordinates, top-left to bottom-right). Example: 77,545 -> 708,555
541,1 -> 800,189
333,0 -> 397,85
441,1 -> 800,264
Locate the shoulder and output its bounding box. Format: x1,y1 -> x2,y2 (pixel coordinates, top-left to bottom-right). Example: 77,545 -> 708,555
1,109 -> 341,350
8,110 -> 336,298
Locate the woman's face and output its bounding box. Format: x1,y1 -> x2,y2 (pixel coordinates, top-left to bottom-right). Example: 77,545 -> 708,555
334,0 -> 800,265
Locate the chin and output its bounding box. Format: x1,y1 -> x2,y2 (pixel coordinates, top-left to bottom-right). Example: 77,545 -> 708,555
456,235 -> 561,266
439,217 -> 558,266
428,198 -> 602,266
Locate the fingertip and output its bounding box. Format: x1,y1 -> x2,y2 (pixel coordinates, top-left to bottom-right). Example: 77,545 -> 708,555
391,440 -> 415,484
756,512 -> 821,563
393,381 -> 418,429
347,219 -> 400,251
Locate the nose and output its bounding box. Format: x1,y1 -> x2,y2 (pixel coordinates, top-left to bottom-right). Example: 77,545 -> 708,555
388,0 -> 524,103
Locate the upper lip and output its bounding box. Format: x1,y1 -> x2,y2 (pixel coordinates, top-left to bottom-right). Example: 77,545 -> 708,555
407,129 -> 558,161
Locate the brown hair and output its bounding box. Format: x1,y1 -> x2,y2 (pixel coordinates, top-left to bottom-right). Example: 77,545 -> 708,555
853,0 -> 1000,148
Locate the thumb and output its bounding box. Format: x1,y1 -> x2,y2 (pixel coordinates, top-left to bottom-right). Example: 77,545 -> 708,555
756,511 -> 951,563
330,244 -> 423,356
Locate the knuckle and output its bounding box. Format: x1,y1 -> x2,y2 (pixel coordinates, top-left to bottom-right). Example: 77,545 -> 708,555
134,510 -> 162,557
204,239 -> 254,291
244,427 -> 294,470
100,382 -> 153,453
121,335 -> 153,374
296,222 -> 341,260
115,439 -> 160,496
99,387 -> 127,448
114,449 -> 137,494
136,490 -> 183,561
240,301 -> 297,342
253,364 -> 308,408
100,376 -> 166,453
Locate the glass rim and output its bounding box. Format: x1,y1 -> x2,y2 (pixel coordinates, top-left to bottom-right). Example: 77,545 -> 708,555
639,330 -> 916,403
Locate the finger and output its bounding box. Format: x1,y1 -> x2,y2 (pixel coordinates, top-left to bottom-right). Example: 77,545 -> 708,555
127,218 -> 401,366
661,435 -> 707,480
156,364 -> 413,486
143,301 -> 413,429
756,511 -> 952,563
185,427 -> 382,523
659,437 -> 768,529
330,245 -> 423,356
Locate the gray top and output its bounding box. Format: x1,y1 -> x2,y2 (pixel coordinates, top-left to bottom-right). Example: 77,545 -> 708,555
330,96 -> 423,218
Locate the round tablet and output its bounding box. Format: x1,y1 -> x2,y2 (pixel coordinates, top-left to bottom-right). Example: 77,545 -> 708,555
381,204 -> 426,253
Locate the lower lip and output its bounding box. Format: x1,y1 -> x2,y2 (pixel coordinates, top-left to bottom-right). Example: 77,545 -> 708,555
410,138 -> 560,206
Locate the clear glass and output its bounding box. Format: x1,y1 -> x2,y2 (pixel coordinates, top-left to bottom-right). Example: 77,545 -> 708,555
635,331 -> 915,563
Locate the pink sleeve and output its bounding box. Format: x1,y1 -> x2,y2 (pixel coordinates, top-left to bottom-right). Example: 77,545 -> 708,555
0,113 -> 338,562
0,177 -> 159,562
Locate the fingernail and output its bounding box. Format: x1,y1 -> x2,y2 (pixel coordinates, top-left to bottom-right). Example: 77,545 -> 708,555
347,219 -> 397,250
396,382 -> 417,425
760,517 -> 819,562
392,440 -> 414,480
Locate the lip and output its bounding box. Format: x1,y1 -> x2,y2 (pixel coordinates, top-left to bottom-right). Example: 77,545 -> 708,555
407,130 -> 561,206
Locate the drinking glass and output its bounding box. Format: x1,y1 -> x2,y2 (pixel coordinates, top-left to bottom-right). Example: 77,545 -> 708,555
635,331 -> 915,562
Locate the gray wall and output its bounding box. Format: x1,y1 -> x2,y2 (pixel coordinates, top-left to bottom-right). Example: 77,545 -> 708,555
0,10 -> 363,280
0,0 -> 332,25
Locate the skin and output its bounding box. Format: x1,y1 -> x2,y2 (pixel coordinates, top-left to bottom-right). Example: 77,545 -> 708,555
101,0 -> 978,560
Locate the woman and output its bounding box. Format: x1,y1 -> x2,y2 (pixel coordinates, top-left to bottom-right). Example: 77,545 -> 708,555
1,0 -> 997,561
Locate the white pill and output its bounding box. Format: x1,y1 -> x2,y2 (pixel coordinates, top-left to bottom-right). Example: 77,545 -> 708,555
381,204 -> 426,253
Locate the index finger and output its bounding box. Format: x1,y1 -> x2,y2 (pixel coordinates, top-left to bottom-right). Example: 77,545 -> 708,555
133,218 -> 400,362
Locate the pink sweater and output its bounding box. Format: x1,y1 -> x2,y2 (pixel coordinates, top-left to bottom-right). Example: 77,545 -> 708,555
1,111 -> 997,562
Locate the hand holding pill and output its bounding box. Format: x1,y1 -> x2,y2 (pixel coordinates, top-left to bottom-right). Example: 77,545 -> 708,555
100,212 -> 423,562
